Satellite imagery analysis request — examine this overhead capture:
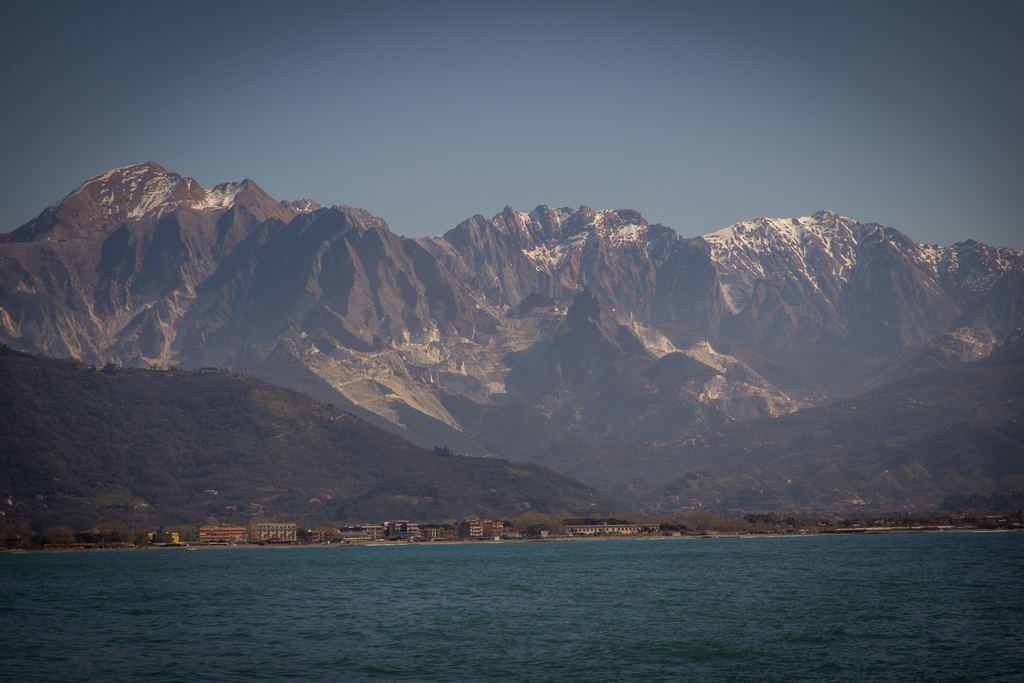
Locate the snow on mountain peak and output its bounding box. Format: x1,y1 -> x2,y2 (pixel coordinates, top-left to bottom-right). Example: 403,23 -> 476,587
46,162 -> 171,216
190,180 -> 250,211
702,212 -> 862,313
516,205 -> 650,270
122,166 -> 182,219
706,213 -> 835,250
43,163 -> 253,222
280,198 -> 323,215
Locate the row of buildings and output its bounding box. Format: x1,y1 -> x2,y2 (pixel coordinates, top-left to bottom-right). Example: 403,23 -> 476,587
152,518 -> 520,545
150,524 -> 287,545
150,518 -> 648,546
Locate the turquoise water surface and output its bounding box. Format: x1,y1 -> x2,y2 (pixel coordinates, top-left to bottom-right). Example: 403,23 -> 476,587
2,532 -> 1021,682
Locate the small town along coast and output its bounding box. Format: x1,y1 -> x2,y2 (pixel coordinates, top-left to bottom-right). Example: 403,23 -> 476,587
4,510 -> 1022,553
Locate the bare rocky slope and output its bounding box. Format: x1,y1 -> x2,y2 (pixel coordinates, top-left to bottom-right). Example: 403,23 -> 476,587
3,163 -> 1023,506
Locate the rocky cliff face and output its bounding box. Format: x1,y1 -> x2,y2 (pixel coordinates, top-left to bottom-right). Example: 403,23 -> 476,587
424,206 -> 1024,361
3,163 -> 1021,455
701,210 -> 1024,357
0,163 -> 293,364
419,204 -> 728,333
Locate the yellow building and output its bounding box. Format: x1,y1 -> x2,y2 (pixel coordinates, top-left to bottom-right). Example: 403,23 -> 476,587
151,531 -> 180,544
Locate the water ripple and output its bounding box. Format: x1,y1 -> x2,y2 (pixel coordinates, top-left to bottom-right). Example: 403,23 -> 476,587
1,533 -> 1021,682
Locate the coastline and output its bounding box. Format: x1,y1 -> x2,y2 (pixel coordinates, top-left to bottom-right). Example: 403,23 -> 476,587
4,525 -> 1018,554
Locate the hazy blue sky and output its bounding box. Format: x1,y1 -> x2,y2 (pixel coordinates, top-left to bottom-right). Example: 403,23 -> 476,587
2,1 -> 1022,249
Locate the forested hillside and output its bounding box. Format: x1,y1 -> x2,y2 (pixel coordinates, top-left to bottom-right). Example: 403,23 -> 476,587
0,346 -> 615,529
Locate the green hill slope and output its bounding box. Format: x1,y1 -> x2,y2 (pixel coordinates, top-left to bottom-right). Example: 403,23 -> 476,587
0,346 -> 615,530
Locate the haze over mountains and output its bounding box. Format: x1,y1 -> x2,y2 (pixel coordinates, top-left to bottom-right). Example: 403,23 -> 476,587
3,163 -> 1022,513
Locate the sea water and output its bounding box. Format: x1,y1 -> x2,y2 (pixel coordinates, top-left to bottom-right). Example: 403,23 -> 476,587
1,532 -> 1021,682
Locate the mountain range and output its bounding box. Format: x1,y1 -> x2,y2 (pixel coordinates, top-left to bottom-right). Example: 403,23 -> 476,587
3,162 -> 1022,512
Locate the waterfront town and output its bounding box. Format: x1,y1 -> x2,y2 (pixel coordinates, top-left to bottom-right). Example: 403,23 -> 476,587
4,510 -> 1022,551
127,517 -> 648,547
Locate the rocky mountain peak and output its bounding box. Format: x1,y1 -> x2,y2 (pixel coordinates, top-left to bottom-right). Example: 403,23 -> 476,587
5,162 -> 183,242
705,210 -> 857,258
281,198 -> 323,215
568,205 -> 598,231
3,163 -> 293,244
